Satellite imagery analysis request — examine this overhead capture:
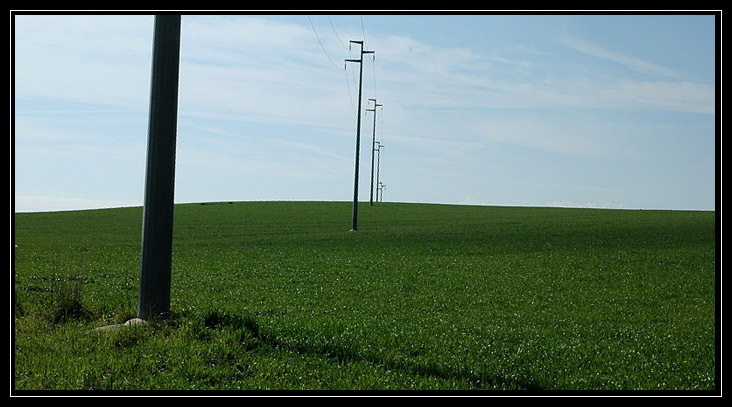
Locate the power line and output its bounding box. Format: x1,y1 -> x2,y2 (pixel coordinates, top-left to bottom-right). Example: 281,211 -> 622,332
329,15 -> 349,50
310,15 -> 359,118
371,51 -> 378,103
344,65 -> 358,119
356,15 -> 377,106
360,16 -> 367,49
308,15 -> 343,70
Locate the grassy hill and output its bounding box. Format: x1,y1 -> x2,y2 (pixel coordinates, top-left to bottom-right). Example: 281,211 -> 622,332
13,201 -> 717,391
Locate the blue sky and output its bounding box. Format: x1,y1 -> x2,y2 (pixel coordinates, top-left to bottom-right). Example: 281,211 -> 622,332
13,13 -> 717,212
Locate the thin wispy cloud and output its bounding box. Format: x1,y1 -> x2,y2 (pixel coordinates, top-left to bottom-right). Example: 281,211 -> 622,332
559,34 -> 682,79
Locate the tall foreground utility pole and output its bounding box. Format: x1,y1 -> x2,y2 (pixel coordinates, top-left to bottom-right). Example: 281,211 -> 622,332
138,15 -> 181,320
345,40 -> 373,231
367,98 -> 382,206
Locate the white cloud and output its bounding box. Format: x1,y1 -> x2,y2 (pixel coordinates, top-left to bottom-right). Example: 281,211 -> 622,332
599,80 -> 715,115
560,34 -> 681,79
14,15 -> 154,109
368,31 -> 715,119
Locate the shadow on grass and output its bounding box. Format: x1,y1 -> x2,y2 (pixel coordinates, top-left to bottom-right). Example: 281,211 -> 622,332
195,308 -> 544,391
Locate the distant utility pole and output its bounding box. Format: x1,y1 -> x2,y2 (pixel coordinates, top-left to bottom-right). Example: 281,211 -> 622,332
375,142 -> 384,202
345,40 -> 374,231
378,182 -> 386,203
367,98 -> 382,206
138,15 -> 181,321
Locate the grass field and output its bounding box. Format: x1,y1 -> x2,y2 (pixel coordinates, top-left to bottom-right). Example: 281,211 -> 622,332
12,201 -> 717,391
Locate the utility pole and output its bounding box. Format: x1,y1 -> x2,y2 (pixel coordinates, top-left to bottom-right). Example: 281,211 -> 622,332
138,15 -> 181,320
375,142 -> 384,203
345,40 -> 373,231
367,98 -> 382,206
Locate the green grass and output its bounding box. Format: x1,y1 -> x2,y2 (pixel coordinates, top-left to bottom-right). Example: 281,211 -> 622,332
13,201 -> 717,391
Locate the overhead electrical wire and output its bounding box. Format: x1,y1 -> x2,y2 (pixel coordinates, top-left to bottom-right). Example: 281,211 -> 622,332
306,15 -> 379,124
345,63 -> 358,119
306,15 -> 388,203
357,15 -> 377,103
308,15 -> 343,70
329,15 -> 349,50
370,48 -> 378,105
360,15 -> 367,49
